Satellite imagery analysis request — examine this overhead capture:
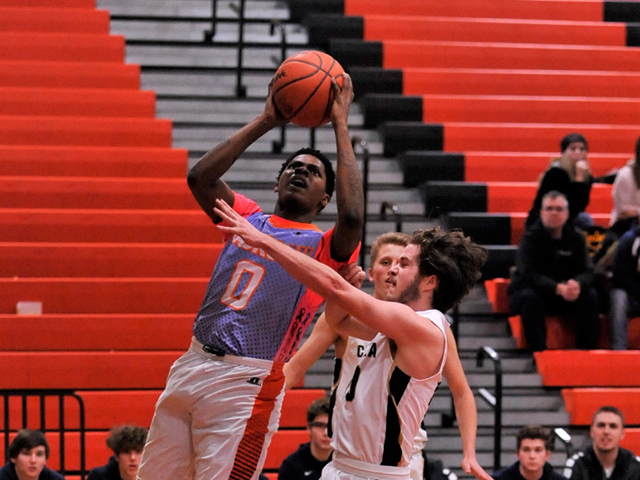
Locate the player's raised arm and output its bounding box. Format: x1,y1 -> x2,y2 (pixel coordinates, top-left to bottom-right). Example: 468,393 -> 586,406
187,81 -> 287,223
328,74 -> 364,261
214,198 -> 444,379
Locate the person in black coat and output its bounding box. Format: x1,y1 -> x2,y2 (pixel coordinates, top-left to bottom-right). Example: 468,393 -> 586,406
509,191 -> 600,351
492,426 -> 563,480
0,429 -> 65,480
87,426 -> 147,480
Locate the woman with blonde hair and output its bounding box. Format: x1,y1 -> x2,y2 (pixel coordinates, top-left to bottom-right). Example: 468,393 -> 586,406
526,132 -> 594,229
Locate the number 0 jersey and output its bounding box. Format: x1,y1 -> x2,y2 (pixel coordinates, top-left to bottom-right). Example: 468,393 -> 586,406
329,310 -> 448,470
192,193 -> 357,362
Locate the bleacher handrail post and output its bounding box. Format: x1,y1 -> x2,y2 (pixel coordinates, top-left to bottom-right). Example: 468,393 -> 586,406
203,0 -> 218,43
476,346 -> 503,472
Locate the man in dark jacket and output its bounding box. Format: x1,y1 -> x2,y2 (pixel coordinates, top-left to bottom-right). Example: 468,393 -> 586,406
509,190 -> 599,351
0,429 -> 65,480
87,426 -> 147,480
278,397 -> 331,480
493,425 -> 563,480
563,406 -> 640,480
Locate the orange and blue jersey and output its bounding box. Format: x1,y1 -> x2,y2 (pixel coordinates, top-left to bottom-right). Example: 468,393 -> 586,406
192,193 -> 358,362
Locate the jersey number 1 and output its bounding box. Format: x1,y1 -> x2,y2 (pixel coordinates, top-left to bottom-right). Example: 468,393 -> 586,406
221,260 -> 266,310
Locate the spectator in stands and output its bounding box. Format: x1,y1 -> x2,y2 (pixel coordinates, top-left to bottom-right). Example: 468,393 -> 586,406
0,429 -> 65,480
609,224 -> 640,350
87,425 -> 147,480
609,137 -> 640,233
278,396 -> 332,480
526,133 -> 594,230
492,425 -> 562,480
563,406 -> 640,480
509,190 -> 599,351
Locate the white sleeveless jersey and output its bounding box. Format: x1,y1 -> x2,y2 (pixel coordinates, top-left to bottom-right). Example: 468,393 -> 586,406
328,309 -> 447,469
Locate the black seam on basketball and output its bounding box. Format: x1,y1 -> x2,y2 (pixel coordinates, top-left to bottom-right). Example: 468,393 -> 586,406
273,64 -> 323,96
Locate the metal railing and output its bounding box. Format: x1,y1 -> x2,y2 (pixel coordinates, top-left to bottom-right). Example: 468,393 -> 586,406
2,390 -> 86,479
554,427 -> 575,459
476,346 -> 503,472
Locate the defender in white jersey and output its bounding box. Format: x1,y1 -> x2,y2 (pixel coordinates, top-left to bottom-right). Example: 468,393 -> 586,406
284,233 -> 492,480
214,203 -> 488,480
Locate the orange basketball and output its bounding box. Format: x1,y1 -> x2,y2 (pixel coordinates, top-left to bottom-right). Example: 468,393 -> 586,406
272,50 -> 345,128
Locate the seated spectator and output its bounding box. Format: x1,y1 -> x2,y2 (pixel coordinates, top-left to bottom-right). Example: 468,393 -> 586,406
609,224 -> 640,350
87,425 -> 147,480
492,425 -> 563,480
610,137 -> 640,233
278,396 -> 331,480
526,133 -> 594,230
563,406 -> 640,480
0,429 -> 65,480
509,191 -> 599,351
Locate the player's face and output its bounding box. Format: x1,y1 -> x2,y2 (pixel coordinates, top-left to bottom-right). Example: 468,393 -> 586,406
369,243 -> 406,300
386,244 -> 422,305
116,449 -> 142,480
308,413 -> 331,453
591,412 -> 624,454
564,141 -> 587,164
276,154 -> 329,213
11,446 -> 47,480
517,439 -> 549,477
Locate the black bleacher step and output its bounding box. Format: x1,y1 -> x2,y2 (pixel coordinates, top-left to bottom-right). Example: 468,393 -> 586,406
361,94 -> 423,128
419,181 -> 487,216
349,67 -> 403,99
398,151 -> 465,187
329,38 -> 383,69
304,14 -> 363,50
380,122 -> 444,157
627,25 -> 640,46
482,245 -> 517,280
446,212 -> 512,246
604,1 -> 640,22
286,0 -> 344,23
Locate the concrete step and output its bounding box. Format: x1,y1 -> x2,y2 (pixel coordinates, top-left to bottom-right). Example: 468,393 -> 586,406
173,125 -> 385,155
97,0 -> 289,20
142,71 -> 274,97
110,20 -> 307,44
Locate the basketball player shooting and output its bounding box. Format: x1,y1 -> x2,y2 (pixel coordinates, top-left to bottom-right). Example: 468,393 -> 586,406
137,73 -> 363,480
214,199 -> 488,480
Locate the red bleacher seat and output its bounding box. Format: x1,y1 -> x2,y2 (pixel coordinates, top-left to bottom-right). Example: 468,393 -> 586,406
484,278 -> 511,314
562,388 -> 640,425
535,351 -> 640,387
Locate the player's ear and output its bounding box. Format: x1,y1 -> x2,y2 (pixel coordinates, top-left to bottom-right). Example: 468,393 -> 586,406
274,184 -> 279,193
368,267 -> 373,282
422,274 -> 438,291
317,193 -> 330,211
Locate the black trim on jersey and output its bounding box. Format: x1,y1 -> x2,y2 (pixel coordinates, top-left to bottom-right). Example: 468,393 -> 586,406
328,357 -> 342,438
381,366 -> 411,466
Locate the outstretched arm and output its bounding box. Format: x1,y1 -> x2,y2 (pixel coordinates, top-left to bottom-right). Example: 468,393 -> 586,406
187,83 -> 287,223
443,327 -> 492,480
328,74 -> 364,261
214,198 -> 444,379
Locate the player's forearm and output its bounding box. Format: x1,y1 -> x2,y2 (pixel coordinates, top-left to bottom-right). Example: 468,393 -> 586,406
453,388 -> 479,458
332,119 -> 364,258
188,114 -> 275,194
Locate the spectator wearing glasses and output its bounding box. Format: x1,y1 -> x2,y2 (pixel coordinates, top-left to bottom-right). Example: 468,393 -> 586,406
278,396 -> 332,480
509,191 -> 600,351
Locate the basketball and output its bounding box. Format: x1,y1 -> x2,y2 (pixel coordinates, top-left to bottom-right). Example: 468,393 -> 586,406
271,50 -> 345,128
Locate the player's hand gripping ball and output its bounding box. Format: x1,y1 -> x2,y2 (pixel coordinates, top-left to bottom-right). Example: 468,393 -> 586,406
271,50 -> 345,128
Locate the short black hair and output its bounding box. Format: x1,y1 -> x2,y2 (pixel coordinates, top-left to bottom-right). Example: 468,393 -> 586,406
105,425 -> 148,455
306,396 -> 330,424
516,425 -> 552,451
592,406 -> 625,427
9,429 -> 50,460
277,147 -> 335,198
560,133 -> 588,153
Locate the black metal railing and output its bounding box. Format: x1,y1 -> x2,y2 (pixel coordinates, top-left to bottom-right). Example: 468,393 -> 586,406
2,390 -> 86,479
554,427 -> 575,459
476,346 -> 503,472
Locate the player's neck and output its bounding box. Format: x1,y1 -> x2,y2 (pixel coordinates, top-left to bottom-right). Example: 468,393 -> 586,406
273,203 -> 316,224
